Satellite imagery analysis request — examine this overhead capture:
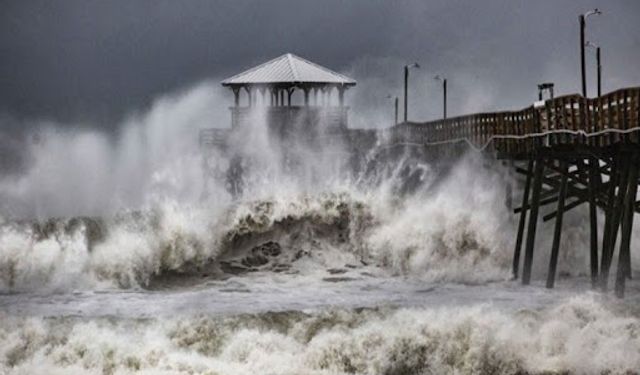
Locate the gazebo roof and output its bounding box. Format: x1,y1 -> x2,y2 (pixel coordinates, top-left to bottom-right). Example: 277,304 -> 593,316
221,53 -> 356,87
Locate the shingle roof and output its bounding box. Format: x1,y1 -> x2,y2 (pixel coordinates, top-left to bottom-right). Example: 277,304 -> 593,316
221,53 -> 356,86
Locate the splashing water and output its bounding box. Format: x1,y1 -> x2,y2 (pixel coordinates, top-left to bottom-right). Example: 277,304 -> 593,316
1,81 -> 639,374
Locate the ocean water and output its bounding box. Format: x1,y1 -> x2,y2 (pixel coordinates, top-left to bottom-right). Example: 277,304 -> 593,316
1,87 -> 639,374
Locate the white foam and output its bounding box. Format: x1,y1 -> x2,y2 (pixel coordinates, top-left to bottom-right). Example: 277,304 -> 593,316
1,295 -> 639,374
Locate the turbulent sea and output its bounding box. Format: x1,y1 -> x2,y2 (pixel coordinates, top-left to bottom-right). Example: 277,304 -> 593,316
1,90 -> 640,374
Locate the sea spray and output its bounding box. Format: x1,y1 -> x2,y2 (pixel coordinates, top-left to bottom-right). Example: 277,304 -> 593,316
365,153 -> 514,283
2,80 -> 638,375
0,150 -> 607,292
0,81 -> 223,220
0,166 -> 517,293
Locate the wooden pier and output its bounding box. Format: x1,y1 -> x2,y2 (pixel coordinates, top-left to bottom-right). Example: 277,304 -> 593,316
389,86 -> 640,297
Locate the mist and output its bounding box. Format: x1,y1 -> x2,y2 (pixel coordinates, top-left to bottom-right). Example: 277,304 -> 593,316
0,81 -> 227,218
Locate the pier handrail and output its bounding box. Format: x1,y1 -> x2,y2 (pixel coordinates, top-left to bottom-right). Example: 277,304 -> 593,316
389,86 -> 640,157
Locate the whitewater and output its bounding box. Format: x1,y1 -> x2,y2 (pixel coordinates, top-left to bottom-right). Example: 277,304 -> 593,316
1,82 -> 640,374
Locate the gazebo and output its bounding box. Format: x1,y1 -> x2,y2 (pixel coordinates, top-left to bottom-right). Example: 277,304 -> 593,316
221,53 -> 356,131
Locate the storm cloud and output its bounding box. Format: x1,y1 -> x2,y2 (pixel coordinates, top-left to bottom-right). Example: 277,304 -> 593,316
1,0 -> 639,126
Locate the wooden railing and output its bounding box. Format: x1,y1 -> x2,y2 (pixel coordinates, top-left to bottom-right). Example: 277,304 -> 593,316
388,87 -> 640,157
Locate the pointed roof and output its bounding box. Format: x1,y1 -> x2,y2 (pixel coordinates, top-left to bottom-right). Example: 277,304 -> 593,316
221,53 -> 356,87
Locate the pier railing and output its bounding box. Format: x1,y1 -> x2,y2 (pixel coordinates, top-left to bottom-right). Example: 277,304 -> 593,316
389,86 -> 640,158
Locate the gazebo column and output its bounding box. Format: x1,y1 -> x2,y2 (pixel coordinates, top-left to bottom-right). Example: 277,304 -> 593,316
287,88 -> 294,106
244,86 -> 252,107
280,90 -> 285,106
232,87 -> 240,107
303,87 -> 310,106
338,86 -> 345,107
258,87 -> 265,107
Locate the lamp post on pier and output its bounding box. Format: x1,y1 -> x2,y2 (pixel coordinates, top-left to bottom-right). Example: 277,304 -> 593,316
537,82 -> 555,101
579,9 -> 602,289
403,62 -> 420,122
434,75 -> 447,119
580,8 -> 601,97
586,41 -> 602,97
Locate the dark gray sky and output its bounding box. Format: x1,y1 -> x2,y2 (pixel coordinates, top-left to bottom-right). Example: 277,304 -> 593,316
1,0 -> 639,127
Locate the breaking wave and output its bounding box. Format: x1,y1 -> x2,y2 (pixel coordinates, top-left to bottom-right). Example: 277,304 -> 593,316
0,153 -> 522,292
1,295 -> 639,374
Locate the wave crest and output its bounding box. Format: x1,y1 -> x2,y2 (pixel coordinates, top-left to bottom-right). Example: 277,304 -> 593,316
2,296 -> 639,374
0,157 -> 527,291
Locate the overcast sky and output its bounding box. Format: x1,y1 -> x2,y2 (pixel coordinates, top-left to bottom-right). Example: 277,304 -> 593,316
1,0 -> 639,127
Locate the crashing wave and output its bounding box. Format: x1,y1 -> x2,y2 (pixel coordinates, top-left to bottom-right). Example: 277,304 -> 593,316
0,193 -> 376,291
1,155 -> 565,292
1,295 -> 639,374
0,183 -> 515,292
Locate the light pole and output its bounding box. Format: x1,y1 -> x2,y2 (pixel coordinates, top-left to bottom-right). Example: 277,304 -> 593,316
434,75 -> 447,119
386,94 -> 399,125
586,41 -> 602,97
537,82 -> 554,101
404,62 -> 420,122
580,9 -> 602,289
580,8 -> 601,97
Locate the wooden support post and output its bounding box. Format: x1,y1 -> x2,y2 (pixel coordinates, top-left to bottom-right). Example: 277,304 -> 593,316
623,167 -> 634,282
609,178 -> 626,263
513,159 -> 533,279
546,160 -> 569,288
588,156 -> 600,287
600,157 -> 618,283
615,156 -> 638,298
601,153 -> 630,291
523,156 -> 545,285
506,179 -> 513,210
